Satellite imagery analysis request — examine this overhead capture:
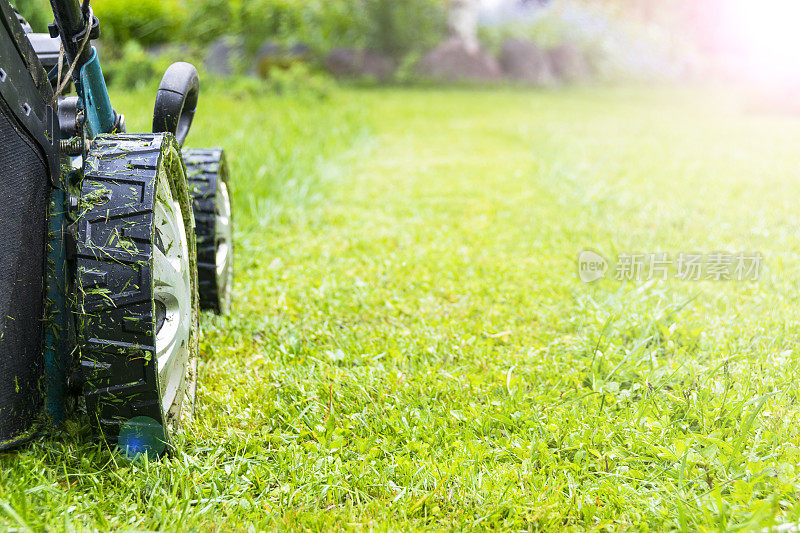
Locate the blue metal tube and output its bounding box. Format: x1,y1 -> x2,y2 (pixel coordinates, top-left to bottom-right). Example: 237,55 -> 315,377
79,47 -> 117,137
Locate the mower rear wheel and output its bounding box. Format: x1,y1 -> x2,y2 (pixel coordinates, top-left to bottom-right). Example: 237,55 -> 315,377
183,149 -> 233,314
76,133 -> 199,455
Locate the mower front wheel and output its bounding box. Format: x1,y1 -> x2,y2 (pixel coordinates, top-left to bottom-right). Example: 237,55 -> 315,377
76,133 -> 199,455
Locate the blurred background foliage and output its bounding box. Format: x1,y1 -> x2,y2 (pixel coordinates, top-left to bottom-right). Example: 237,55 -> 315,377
13,0 -> 49,30
480,1 -> 689,81
15,0 -> 448,57
12,0 -> 690,85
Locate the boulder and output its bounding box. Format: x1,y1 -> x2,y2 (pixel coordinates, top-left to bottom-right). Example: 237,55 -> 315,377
499,38 -> 555,85
253,41 -> 283,77
205,37 -> 244,77
418,38 -> 501,82
325,48 -> 396,82
548,44 -> 590,83
288,43 -> 311,61
360,52 -> 396,82
325,48 -> 358,77
254,42 -> 312,77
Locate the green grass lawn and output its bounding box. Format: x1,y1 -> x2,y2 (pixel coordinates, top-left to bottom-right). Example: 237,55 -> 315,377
5,84 -> 800,531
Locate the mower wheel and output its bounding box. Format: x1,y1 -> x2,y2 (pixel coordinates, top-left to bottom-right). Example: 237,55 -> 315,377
183,149 -> 233,314
76,133 -> 199,455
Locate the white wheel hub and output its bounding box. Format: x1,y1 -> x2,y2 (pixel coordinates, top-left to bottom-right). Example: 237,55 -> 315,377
215,179 -> 233,311
153,169 -> 193,426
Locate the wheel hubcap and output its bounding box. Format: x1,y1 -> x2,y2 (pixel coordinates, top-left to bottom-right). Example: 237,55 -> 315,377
153,171 -> 192,426
215,179 -> 233,310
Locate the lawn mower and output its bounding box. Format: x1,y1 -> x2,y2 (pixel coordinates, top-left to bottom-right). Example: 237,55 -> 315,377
0,0 -> 233,456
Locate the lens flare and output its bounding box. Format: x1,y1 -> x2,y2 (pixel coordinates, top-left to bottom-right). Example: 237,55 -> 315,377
118,416 -> 167,460
724,0 -> 800,83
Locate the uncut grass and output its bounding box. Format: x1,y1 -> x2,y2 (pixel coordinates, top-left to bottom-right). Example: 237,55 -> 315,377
4,85 -> 800,530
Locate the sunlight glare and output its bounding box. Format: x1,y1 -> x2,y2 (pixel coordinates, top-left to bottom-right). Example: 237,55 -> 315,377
725,0 -> 800,83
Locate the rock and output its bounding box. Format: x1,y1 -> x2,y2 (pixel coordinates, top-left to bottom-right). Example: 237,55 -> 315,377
205,37 -> 243,77
288,43 -> 311,61
418,38 -> 501,82
325,48 -> 359,77
547,44 -> 590,83
360,52 -> 396,82
325,48 -> 396,82
253,41 -> 283,77
499,38 -> 555,85
253,41 -> 312,77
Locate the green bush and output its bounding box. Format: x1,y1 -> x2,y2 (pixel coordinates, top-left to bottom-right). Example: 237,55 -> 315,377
11,0 -> 448,69
100,40 -> 158,89
266,62 -> 334,99
362,0 -> 446,58
178,0 -> 445,60
11,0 -> 52,31
237,0 -> 310,53
183,0 -> 236,45
313,0 -> 369,51
92,0 -> 185,46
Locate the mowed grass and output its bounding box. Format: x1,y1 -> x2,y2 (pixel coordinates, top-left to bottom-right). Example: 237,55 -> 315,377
4,84 -> 800,530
